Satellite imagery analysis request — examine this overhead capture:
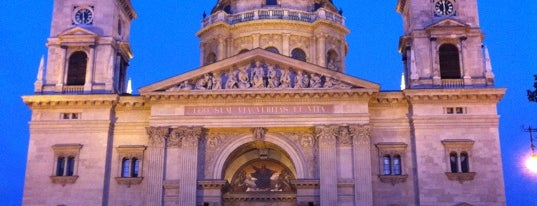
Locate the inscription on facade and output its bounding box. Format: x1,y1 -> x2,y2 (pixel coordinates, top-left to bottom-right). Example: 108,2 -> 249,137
185,105 -> 334,116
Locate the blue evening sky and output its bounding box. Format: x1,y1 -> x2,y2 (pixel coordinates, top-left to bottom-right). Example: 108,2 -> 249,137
0,1 -> 536,205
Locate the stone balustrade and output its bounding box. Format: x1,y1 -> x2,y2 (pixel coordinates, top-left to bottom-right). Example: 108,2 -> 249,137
202,8 -> 344,28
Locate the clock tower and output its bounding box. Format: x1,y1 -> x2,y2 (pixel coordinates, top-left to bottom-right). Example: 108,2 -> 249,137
397,0 -> 494,88
35,0 -> 136,94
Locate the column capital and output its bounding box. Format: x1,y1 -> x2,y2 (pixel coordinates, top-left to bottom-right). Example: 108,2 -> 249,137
169,127 -> 203,148
146,127 -> 170,147
349,124 -> 371,145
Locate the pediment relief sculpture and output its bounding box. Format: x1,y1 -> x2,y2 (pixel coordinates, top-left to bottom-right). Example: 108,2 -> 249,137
166,61 -> 355,92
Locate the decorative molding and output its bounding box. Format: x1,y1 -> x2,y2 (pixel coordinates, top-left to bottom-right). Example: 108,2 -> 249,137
146,127 -> 169,146
445,172 -> 476,183
197,180 -> 227,190
50,176 -> 78,186
169,127 -> 203,148
223,193 -> 296,202
115,177 -> 143,187
441,139 -> 475,150
378,175 -> 408,186
291,179 -> 320,189
349,124 -> 371,145
252,127 -> 267,141
315,125 -> 338,145
376,142 -> 407,155
337,126 -> 353,146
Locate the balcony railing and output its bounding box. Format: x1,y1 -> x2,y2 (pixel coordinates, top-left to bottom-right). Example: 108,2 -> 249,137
441,79 -> 464,88
202,8 -> 344,28
63,85 -> 84,94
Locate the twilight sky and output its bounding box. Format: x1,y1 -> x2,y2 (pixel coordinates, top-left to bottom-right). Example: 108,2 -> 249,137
1,0 -> 536,205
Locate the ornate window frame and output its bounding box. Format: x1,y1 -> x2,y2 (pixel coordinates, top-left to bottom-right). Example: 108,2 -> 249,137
375,142 -> 408,185
442,139 -> 476,183
50,144 -> 83,186
115,145 -> 146,187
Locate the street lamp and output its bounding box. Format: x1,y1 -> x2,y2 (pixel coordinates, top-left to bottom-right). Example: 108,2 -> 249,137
524,126 -> 537,173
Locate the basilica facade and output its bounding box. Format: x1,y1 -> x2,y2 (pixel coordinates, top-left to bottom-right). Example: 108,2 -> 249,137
22,0 -> 506,205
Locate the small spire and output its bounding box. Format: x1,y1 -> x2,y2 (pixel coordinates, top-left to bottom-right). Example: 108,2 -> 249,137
36,55 -> 45,81
400,72 -> 406,90
482,45 -> 494,78
127,78 -> 133,94
202,11 -> 207,18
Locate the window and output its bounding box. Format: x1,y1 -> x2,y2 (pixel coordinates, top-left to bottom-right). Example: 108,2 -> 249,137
439,44 -> 461,79
61,112 -> 81,120
115,145 -> 146,186
265,47 -> 280,54
66,51 -> 88,85
266,0 -> 278,6
291,48 -> 306,62
326,50 -> 339,71
445,107 -> 466,114
206,52 -> 216,65
376,143 -> 408,185
50,144 -> 82,185
442,139 -> 476,183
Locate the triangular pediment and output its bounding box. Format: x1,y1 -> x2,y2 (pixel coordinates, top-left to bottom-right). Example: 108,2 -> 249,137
58,26 -> 100,37
140,48 -> 380,94
426,19 -> 469,30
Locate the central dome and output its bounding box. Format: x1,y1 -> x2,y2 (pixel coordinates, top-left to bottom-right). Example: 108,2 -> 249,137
211,0 -> 338,14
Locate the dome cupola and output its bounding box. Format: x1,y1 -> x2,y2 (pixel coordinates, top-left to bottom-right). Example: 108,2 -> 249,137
199,0 -> 349,72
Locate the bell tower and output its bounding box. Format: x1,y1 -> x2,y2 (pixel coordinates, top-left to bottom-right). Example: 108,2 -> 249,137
35,0 -> 136,94
397,0 -> 494,89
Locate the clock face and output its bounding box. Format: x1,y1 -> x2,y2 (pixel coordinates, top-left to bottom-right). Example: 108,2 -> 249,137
435,0 -> 454,16
74,8 -> 94,25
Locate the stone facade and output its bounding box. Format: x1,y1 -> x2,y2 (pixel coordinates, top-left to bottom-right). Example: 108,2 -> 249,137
22,0 -> 505,206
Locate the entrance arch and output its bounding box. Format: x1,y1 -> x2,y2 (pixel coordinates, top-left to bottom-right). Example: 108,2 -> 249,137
211,134 -> 307,180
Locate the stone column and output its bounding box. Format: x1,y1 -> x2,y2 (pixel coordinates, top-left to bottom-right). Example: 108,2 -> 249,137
317,34 -> 326,68
350,124 -> 373,205
217,38 -> 226,61
337,126 -> 355,206
430,38 -> 441,86
165,127 -> 203,206
315,126 -> 338,205
84,45 -> 95,93
252,33 -> 260,49
283,33 -> 290,56
145,127 -> 170,206
55,46 -> 68,92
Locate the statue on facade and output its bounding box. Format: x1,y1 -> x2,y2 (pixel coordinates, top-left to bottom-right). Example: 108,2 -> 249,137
310,73 -> 322,88
280,68 -> 292,88
267,64 -> 280,88
238,67 -> 251,89
251,61 -> 266,88
211,72 -> 222,90
226,69 -> 238,89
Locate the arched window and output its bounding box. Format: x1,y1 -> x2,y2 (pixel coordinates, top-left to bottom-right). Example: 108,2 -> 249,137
291,48 -> 306,62
326,49 -> 339,71
460,152 -> 470,173
206,52 -> 216,65
224,5 -> 232,14
67,51 -> 88,85
266,0 -> 278,5
132,158 -> 140,177
393,155 -> 402,175
450,152 -> 459,173
238,49 -> 249,54
383,155 -> 391,175
265,47 -> 279,54
439,44 -> 461,79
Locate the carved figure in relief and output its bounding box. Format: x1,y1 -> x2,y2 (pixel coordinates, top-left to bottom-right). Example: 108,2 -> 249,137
251,61 -> 266,88
238,67 -> 251,89
294,70 -> 306,88
225,69 -> 238,89
310,73 -> 322,88
267,64 -> 280,88
179,80 -> 192,90
195,73 -> 212,90
211,72 -> 222,90
280,68 -> 292,88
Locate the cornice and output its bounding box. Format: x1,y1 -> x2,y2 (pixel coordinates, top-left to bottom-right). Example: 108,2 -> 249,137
116,96 -> 148,110
143,89 -> 377,104
370,91 -> 407,105
404,88 -> 505,104
22,94 -> 119,108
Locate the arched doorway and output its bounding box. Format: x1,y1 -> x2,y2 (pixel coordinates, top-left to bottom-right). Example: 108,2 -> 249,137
222,141 -> 297,206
